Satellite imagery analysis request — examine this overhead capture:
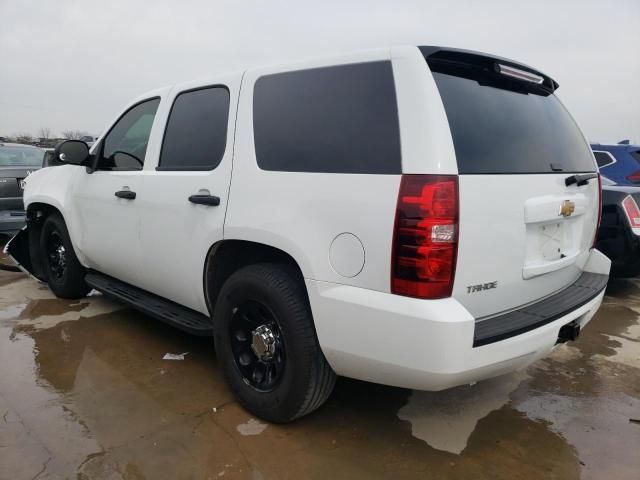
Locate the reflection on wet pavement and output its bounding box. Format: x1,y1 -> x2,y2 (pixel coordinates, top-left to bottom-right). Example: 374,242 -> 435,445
1,267 -> 639,479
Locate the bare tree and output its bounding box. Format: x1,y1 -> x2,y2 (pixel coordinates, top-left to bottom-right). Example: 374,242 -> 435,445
62,130 -> 77,139
61,130 -> 88,140
14,132 -> 34,144
38,127 -> 52,140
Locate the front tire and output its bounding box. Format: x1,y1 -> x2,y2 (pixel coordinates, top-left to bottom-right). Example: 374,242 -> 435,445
213,263 -> 336,423
40,213 -> 90,299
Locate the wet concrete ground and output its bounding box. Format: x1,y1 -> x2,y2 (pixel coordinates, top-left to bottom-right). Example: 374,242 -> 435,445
0,254 -> 639,479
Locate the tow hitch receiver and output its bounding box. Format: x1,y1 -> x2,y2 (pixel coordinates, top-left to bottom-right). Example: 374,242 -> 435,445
557,321 -> 581,344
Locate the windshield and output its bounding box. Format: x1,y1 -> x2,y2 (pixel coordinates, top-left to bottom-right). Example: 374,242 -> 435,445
0,145 -> 45,167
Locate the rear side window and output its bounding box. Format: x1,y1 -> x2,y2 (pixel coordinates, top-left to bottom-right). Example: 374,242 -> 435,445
159,86 -> 230,170
429,70 -> 595,174
593,151 -> 615,168
253,61 -> 401,174
630,150 -> 640,163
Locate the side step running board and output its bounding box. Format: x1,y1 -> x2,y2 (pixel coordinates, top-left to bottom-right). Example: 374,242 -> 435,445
85,271 -> 212,336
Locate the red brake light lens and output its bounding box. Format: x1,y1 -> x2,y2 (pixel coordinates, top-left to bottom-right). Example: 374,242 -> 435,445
622,194 -> 640,229
626,171 -> 640,184
391,175 -> 459,299
592,174 -> 602,248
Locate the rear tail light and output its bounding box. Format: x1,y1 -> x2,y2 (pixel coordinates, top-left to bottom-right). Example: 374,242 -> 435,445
622,194 -> 640,229
391,175 -> 459,299
626,171 -> 640,183
592,174 -> 602,248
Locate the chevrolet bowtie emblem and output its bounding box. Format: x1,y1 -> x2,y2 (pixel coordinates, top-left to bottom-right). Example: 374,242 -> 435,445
559,200 -> 575,217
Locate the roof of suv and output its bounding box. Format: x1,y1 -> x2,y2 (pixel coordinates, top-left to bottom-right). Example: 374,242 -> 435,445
129,45 -> 559,107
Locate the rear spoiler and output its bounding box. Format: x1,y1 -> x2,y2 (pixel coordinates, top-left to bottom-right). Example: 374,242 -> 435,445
419,46 -> 559,95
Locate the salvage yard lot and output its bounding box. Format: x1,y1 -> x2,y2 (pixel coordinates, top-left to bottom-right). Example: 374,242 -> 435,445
1,263 -> 639,479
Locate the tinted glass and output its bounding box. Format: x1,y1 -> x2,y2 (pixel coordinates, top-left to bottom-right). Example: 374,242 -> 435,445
101,98 -> 160,171
159,87 -> 230,170
0,146 -> 44,166
253,61 -> 401,174
630,150 -> 640,163
594,151 -> 615,168
431,72 -> 595,174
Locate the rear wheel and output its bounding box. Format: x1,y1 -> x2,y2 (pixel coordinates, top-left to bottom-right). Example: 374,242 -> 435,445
213,263 -> 335,423
40,214 -> 90,299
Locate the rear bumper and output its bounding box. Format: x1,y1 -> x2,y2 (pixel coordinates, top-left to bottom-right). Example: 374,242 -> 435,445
307,249 -> 610,391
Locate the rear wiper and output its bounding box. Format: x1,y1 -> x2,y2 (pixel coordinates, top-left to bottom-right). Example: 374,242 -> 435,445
565,173 -> 598,187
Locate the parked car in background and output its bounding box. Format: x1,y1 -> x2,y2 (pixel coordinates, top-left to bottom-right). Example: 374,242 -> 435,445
79,135 -> 98,147
592,140 -> 640,186
595,176 -> 640,277
6,46 -> 610,422
0,143 -> 43,234
42,148 -> 64,168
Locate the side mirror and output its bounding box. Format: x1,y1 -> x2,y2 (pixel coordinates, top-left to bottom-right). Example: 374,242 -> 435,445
54,140 -> 90,166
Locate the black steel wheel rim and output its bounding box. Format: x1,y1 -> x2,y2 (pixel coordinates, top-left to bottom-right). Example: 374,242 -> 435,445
45,231 -> 66,279
229,300 -> 285,392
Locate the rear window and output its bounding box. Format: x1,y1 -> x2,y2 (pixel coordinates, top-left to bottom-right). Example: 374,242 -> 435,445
253,61 -> 401,174
430,71 -> 595,174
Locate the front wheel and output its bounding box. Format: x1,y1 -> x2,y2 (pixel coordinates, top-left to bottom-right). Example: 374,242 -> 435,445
213,263 -> 336,423
40,214 -> 90,299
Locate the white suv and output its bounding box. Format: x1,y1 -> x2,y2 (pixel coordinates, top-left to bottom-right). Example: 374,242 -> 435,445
6,46 -> 610,422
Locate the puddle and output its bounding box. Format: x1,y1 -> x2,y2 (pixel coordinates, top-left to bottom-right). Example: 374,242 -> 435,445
0,268 -> 638,479
0,277 -> 122,331
398,372 -> 528,454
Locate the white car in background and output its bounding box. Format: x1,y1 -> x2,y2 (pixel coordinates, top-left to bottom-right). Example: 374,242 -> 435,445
6,46 -> 610,422
79,135 -> 98,147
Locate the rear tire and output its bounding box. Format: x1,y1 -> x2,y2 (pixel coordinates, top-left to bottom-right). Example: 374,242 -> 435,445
40,213 -> 90,299
213,263 -> 335,423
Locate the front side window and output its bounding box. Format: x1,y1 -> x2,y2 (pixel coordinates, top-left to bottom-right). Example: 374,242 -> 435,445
158,86 -> 230,170
100,98 -> 160,171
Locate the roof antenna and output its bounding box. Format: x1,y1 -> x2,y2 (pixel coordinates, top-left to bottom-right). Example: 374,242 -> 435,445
618,139 -> 630,145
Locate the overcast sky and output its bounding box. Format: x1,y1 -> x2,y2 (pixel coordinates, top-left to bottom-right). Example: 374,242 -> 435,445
1,0 -> 638,144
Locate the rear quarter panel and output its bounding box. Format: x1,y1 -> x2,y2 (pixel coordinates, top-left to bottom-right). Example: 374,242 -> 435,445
226,47 -> 448,292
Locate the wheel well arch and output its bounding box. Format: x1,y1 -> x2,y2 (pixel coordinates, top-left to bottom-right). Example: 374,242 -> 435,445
23,202 -> 65,280
26,202 -> 63,221
204,240 -> 307,315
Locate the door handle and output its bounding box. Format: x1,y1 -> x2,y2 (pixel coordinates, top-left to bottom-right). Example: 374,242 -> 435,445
188,194 -> 220,206
115,190 -> 136,200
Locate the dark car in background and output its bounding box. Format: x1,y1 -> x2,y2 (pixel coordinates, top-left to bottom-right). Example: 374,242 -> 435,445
0,143 -> 43,235
592,140 -> 640,186
596,177 -> 640,277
